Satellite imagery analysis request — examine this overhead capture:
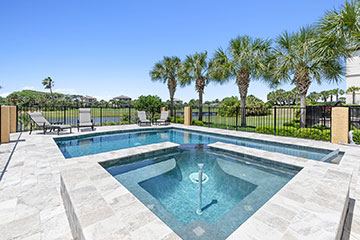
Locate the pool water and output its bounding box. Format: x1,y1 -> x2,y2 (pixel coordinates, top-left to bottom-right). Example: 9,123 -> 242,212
55,128 -> 337,161
102,145 -> 301,239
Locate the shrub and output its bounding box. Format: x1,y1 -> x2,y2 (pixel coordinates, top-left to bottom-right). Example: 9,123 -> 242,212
353,129 -> 360,144
218,95 -> 270,117
176,118 -> 184,124
192,120 -> 204,126
255,126 -> 330,141
169,117 -> 184,124
283,120 -> 300,128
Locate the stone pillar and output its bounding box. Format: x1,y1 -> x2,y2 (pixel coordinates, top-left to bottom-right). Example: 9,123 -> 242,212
9,106 -> 17,133
331,107 -> 349,144
161,107 -> 168,112
1,106 -> 10,144
184,107 -> 192,125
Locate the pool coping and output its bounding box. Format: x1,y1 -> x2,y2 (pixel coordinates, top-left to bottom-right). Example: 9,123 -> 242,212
60,142 -> 181,240
209,142 -> 352,239
57,125 -> 354,240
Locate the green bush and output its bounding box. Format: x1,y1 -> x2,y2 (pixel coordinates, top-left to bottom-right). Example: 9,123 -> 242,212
176,118 -> 184,124
255,126 -> 330,141
283,120 -> 300,128
192,120 -> 204,126
353,129 -> 360,144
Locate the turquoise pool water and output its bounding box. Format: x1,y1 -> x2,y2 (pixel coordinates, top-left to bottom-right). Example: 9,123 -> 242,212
102,145 -> 301,239
55,128 -> 336,161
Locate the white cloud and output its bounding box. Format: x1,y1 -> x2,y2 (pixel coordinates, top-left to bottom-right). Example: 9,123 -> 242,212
0,92 -> 10,98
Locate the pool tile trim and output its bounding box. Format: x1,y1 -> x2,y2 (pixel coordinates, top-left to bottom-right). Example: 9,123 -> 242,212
208,142 -> 352,239
60,142 -> 181,240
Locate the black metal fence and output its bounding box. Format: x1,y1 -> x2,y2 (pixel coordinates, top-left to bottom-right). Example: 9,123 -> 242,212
172,105 -> 332,141
350,106 -> 360,130
12,104 -> 343,141
16,105 -> 137,132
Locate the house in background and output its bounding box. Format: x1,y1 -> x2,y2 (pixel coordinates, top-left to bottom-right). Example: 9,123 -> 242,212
346,51 -> 360,104
173,98 -> 183,104
84,95 -> 97,103
113,95 -> 132,101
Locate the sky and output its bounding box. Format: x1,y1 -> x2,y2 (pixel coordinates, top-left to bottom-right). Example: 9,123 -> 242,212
0,0 -> 347,102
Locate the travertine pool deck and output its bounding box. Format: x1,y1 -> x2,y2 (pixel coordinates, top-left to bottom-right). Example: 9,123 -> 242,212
0,124 -> 359,239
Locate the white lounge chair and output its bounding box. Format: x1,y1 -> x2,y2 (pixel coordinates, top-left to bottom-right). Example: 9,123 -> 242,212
156,111 -> 170,125
28,112 -> 72,135
77,108 -> 94,131
137,111 -> 151,126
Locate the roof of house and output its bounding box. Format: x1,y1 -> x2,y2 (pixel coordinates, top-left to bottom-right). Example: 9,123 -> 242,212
173,98 -> 183,101
113,95 -> 131,99
85,95 -> 97,100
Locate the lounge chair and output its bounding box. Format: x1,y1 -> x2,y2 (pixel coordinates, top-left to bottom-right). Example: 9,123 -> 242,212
137,111 -> 151,126
77,108 -> 94,131
28,112 -> 72,135
156,111 -> 170,125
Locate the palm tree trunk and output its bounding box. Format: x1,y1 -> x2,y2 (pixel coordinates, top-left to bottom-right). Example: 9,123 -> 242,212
198,91 -> 203,121
168,78 -> 176,117
170,97 -> 174,117
240,96 -> 246,127
236,68 -> 250,128
353,91 -> 356,104
195,77 -> 205,122
50,88 -> 53,100
294,66 -> 310,128
300,94 -> 306,128
336,94 -> 339,101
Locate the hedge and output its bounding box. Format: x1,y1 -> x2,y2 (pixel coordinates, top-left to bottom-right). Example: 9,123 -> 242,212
352,128 -> 360,144
255,126 -> 331,141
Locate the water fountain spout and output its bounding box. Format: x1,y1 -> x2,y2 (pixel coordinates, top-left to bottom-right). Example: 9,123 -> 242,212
196,163 -> 204,215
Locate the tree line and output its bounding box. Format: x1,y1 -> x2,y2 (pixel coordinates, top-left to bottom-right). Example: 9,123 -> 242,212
150,1 -> 360,128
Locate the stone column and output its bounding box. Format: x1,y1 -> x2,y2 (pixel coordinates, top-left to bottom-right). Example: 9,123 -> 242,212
1,106 -> 10,143
184,107 -> 192,125
331,107 -> 349,144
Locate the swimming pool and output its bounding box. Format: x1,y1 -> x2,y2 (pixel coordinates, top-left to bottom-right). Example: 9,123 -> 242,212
55,128 -> 340,161
102,144 -> 301,239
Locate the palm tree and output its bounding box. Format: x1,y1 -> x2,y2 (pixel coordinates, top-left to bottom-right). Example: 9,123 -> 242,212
316,0 -> 360,59
270,27 -> 343,128
42,77 -> 55,100
333,88 -> 345,101
212,36 -> 272,127
320,90 -> 330,102
6,93 -> 21,105
347,86 -> 360,104
179,51 -> 213,121
307,91 -> 319,103
150,56 -> 181,117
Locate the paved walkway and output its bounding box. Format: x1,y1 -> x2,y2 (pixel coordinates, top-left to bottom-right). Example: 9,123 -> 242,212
0,131 -> 73,240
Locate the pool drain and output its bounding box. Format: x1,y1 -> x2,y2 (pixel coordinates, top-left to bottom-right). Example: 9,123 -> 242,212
189,172 -> 209,184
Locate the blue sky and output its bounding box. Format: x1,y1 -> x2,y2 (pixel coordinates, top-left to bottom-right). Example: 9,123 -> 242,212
0,0 -> 346,102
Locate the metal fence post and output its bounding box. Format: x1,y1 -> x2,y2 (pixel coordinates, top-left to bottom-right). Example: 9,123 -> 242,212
274,107 -> 277,135
63,106 -> 66,124
174,107 -> 177,123
235,107 -> 239,130
128,106 -> 131,124
208,106 -> 210,127
100,107 -> 103,126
